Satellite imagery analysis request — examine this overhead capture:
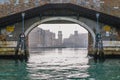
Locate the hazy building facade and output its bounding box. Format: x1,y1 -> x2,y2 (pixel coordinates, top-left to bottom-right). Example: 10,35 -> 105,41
57,31 -> 63,46
43,30 -> 56,47
29,27 -> 63,48
28,27 -> 40,47
63,31 -> 88,48
29,29 -> 88,48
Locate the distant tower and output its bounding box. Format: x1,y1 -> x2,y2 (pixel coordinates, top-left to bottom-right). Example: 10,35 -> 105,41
74,30 -> 78,36
74,30 -> 79,47
58,31 -> 63,46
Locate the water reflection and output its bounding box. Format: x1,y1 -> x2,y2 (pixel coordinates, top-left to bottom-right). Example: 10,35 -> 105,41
28,48 -> 89,79
0,60 -> 29,80
88,59 -> 120,80
0,48 -> 120,80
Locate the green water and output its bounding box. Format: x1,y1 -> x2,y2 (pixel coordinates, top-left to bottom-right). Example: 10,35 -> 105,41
0,48 -> 120,80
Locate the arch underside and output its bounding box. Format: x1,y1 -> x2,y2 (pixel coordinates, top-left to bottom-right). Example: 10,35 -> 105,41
25,17 -> 95,48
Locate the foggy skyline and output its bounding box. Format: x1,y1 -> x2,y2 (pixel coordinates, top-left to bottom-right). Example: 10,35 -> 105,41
38,24 -> 88,38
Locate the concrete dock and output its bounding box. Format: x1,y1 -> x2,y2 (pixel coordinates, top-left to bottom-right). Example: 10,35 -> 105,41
0,41 -> 29,59
0,41 -> 120,59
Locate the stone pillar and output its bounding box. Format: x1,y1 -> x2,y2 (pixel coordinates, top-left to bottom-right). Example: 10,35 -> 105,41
117,30 -> 120,40
88,33 -> 93,54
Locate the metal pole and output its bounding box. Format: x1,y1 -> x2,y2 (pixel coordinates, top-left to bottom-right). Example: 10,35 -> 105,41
22,13 -> 25,33
96,13 -> 100,33
21,13 -> 25,53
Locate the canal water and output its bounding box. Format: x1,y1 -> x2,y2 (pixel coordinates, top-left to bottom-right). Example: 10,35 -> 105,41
0,48 -> 120,80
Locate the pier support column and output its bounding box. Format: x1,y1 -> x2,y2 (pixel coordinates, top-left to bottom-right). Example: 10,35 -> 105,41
94,33 -> 105,62
15,33 -> 29,60
88,33 -> 94,53
117,30 -> 120,40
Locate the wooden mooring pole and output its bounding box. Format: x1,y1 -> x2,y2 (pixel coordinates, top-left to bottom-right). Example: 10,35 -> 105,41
94,33 -> 105,62
15,33 -> 29,61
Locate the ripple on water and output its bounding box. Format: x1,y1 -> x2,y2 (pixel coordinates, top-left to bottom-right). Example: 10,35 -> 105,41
0,48 -> 120,80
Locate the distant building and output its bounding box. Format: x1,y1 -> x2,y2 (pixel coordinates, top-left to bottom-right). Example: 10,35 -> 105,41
57,31 -> 63,46
43,30 -> 56,47
63,31 -> 88,48
28,27 -> 40,47
29,27 -> 64,48
38,29 -> 45,47
29,29 -> 88,48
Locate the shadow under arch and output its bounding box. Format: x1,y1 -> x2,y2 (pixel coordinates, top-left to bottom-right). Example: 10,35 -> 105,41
25,17 -> 96,48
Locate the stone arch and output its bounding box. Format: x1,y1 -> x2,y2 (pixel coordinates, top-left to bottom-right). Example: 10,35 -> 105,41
25,17 -> 96,47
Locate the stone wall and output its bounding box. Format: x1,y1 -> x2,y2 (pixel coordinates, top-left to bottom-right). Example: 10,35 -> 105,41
0,0 -> 119,18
